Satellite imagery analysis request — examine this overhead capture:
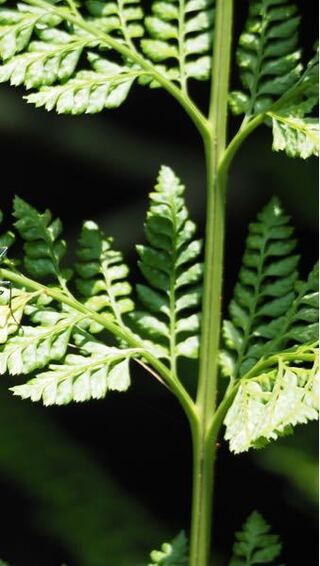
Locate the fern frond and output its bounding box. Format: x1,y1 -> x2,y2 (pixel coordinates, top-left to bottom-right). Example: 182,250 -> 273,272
0,27 -> 89,89
229,511 -> 282,566
230,0 -> 302,117
0,2 -> 62,60
10,341 -> 136,405
86,0 -> 145,44
148,531 -> 188,565
224,345 -> 319,453
269,112 -> 319,159
141,0 -> 215,89
0,286 -> 38,343
250,261 -> 319,359
221,198 -> 301,379
267,49 -> 319,158
13,196 -> 70,284
75,219 -> 133,333
0,1 -> 144,113
0,308 -> 85,374
25,53 -> 139,113
131,166 -> 202,368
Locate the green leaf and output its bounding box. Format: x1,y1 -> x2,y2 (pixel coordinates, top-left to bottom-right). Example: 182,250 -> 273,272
269,111 -> 319,159
25,52 -> 138,113
0,2 -> 61,60
229,511 -> 282,566
132,166 -> 202,367
141,0 -> 214,87
85,0 -> 145,42
148,531 -> 188,565
251,262 -> 319,361
75,219 -> 133,332
0,287 -> 36,343
10,344 -> 135,406
222,198 -> 301,378
267,47 -> 319,159
230,0 -> 302,116
224,346 -> 319,454
0,2 -> 143,115
0,310 -> 84,374
13,196 -> 69,283
0,28 -> 87,88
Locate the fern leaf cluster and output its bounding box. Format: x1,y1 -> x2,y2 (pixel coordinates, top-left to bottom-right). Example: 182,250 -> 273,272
229,0 -> 302,117
0,192 -> 139,405
131,166 -> 202,368
229,1 -> 319,159
0,166 -> 202,405
224,346 -> 319,453
0,1 -> 141,113
27,53 -> 139,114
148,532 -> 188,565
141,0 -> 215,88
268,50 -> 319,159
229,511 -> 282,565
0,0 -> 215,114
10,341 -> 133,405
86,0 -> 145,42
222,199 -> 319,453
220,198 -> 318,379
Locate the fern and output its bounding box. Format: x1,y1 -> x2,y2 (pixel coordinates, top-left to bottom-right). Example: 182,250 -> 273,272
230,1 -> 319,158
0,3 -> 318,562
26,52 -> 140,113
229,511 -> 282,566
13,195 -> 70,284
10,341 -> 135,405
221,198 -> 319,453
148,532 -> 188,565
141,0 -> 215,88
221,198 -> 304,378
75,219 -> 133,330
85,0 -> 145,44
224,345 -> 319,453
131,166 -> 202,369
0,27 -> 87,89
267,49 -> 319,159
0,3 -> 62,61
229,0 -> 302,117
0,200 -> 143,406
0,286 -> 37,343
0,1 -> 145,114
0,308 -> 84,374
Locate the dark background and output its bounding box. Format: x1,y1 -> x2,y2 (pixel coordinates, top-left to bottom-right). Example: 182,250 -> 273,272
0,1 -> 318,565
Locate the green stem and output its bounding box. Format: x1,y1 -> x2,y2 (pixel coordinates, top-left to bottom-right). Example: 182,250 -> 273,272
190,419 -> 216,566
189,1 -> 233,565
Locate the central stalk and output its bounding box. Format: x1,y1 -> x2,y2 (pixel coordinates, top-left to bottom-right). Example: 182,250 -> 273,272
189,0 -> 234,564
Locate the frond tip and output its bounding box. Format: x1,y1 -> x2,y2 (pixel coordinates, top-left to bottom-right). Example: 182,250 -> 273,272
132,166 -> 202,368
221,197 -> 302,379
229,511 -> 282,566
148,531 -> 188,565
75,219 -> 133,332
